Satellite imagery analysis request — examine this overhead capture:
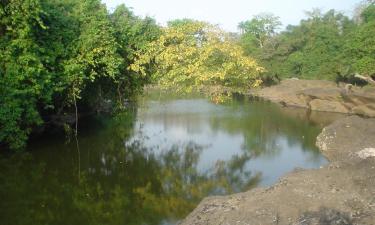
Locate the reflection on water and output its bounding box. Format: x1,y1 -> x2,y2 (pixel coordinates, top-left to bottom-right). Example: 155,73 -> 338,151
0,93 -> 341,225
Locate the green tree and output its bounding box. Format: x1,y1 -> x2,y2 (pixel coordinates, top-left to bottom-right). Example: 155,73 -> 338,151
63,0 -> 122,111
345,3 -> 375,75
110,4 -> 161,101
0,0 -> 160,150
239,13 -> 282,50
239,9 -> 354,81
0,0 -> 50,149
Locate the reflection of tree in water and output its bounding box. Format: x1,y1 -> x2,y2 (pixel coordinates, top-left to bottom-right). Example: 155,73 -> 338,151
75,139 -> 260,225
209,98 -> 323,159
0,112 -> 260,225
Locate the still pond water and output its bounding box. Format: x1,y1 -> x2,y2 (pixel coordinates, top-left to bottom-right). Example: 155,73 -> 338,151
0,92 -> 342,225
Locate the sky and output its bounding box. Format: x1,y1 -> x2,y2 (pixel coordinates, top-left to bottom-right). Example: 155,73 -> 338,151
102,0 -> 362,32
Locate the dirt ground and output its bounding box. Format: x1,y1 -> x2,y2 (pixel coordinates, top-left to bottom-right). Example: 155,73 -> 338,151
180,116 -> 375,225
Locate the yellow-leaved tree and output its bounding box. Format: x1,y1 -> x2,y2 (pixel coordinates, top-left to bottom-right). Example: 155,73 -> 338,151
129,19 -> 264,101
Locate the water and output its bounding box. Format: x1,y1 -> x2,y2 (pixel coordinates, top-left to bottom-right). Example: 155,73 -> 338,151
0,92 -> 342,225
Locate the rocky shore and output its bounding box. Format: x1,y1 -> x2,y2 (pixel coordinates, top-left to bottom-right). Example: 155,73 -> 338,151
249,79 -> 375,117
181,81 -> 375,225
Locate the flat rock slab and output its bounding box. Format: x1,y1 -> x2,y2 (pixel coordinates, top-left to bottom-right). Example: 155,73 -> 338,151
310,99 -> 350,114
180,116 -> 375,225
316,116 -> 375,162
249,79 -> 375,117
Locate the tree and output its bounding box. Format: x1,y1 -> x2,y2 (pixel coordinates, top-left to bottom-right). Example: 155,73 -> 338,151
239,9 -> 355,81
238,13 -> 282,49
130,20 -> 264,97
288,9 -> 352,79
348,3 -> 375,83
63,0 -> 123,112
0,0 -> 50,149
238,13 -> 283,83
0,0 -> 160,150
110,4 -> 161,101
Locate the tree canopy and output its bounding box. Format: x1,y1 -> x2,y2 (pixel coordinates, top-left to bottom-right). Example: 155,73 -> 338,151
0,0 -> 160,149
130,20 -> 264,95
239,13 -> 281,50
238,1 -> 375,82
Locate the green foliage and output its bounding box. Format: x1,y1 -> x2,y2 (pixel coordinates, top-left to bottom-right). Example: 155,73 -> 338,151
110,4 -> 161,98
239,13 -> 281,50
0,0 -> 48,149
345,3 -> 375,75
239,5 -> 375,81
0,0 -> 160,150
361,3 -> 375,22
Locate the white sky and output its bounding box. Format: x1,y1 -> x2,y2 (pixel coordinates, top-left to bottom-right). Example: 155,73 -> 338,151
102,0 -> 362,32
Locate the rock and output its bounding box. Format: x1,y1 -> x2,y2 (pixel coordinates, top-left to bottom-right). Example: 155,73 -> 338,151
297,208 -> 353,225
357,148 -> 375,159
352,104 -> 375,117
300,88 -> 342,101
309,99 -> 350,113
316,116 -> 375,161
249,79 -> 375,117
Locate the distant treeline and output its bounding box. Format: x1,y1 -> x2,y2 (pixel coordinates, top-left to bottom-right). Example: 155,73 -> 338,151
238,1 -> 375,83
0,0 -> 160,149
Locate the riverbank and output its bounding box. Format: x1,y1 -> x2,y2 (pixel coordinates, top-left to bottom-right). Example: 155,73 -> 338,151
249,79 -> 375,117
180,115 -> 375,225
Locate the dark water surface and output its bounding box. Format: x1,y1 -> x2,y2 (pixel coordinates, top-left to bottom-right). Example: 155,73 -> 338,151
0,93 -> 342,225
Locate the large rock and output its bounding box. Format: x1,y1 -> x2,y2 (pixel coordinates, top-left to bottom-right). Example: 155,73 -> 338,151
352,103 -> 375,117
250,80 -> 337,108
316,116 -> 375,161
309,99 -> 350,113
250,79 -> 375,117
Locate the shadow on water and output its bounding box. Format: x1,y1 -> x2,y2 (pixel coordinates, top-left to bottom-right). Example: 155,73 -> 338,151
0,93 -> 344,225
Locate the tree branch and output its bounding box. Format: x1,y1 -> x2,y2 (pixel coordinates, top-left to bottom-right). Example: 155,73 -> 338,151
73,89 -> 81,184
